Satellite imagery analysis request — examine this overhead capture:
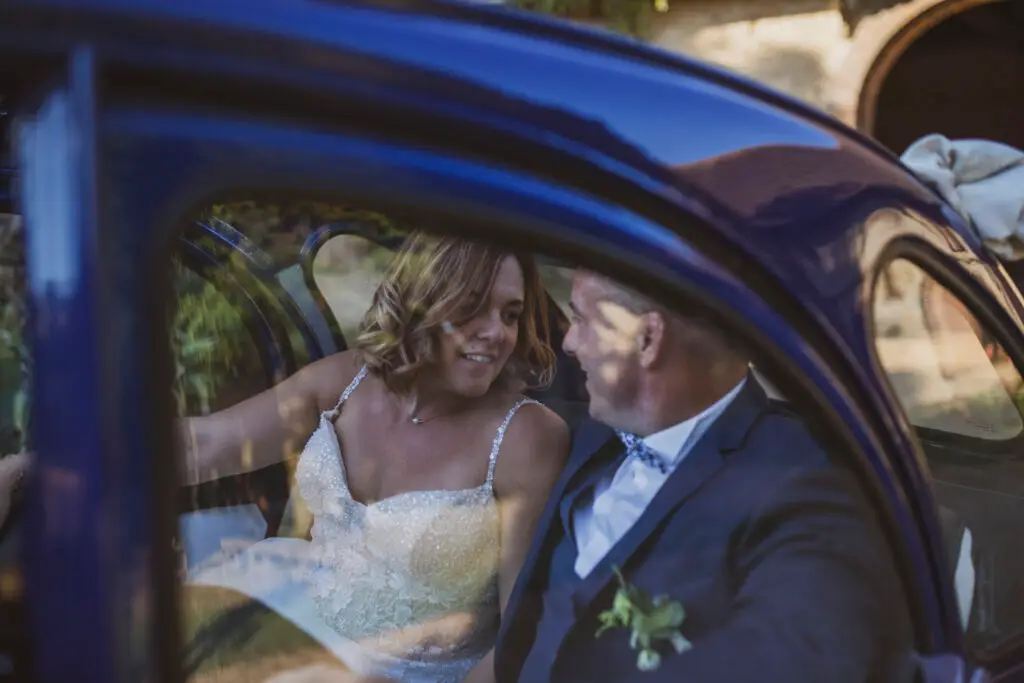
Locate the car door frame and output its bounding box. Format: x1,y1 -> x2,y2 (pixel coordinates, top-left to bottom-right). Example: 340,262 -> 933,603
18,100 -> 955,683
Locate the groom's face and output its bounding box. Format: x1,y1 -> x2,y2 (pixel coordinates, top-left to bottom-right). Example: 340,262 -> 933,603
563,271 -> 643,430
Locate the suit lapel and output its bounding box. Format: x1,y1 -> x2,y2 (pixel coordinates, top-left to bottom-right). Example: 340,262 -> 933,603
561,421 -> 619,494
534,420 -> 618,558
572,376 -> 769,609
559,436 -> 628,542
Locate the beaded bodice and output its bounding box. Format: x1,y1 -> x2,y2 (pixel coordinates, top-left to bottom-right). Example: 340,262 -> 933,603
293,366 -> 537,676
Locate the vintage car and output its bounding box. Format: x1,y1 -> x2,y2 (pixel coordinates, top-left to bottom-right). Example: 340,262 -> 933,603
0,0 -> 1021,682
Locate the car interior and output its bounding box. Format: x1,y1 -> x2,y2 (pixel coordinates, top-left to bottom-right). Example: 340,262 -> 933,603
174,214 -> 595,563
172,209 -> 819,574
221,218 -> 1024,660
923,435 -> 1024,651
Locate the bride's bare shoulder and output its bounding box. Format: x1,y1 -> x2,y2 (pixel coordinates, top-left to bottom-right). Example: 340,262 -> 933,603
491,398 -> 570,496
294,350 -> 367,412
509,399 -> 569,448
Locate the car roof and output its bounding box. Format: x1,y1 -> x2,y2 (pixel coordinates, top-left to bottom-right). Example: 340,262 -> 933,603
0,0 -> 990,294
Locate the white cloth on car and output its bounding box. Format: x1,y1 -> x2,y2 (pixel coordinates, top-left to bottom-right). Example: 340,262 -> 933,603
901,134 -> 1024,260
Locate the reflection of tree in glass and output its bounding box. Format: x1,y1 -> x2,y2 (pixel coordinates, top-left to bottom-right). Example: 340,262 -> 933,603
182,201 -> 400,415
0,214 -> 28,454
208,200 -> 404,344
207,202 -> 396,265
171,259 -> 263,416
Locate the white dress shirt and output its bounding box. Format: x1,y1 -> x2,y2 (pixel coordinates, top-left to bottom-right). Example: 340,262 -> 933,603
572,378 -> 747,578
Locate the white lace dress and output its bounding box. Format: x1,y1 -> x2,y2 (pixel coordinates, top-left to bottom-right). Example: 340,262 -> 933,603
189,366 -> 538,682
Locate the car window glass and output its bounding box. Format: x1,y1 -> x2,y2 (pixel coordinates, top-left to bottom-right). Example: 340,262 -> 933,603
171,258 -> 267,416
311,233 -> 391,343
172,200 -> 915,683
875,258 -> 1023,440
538,262 -> 572,318
312,236 -> 577,344
872,256 -> 1024,653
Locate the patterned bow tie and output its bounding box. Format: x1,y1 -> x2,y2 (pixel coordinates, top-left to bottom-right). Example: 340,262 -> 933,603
617,431 -> 668,474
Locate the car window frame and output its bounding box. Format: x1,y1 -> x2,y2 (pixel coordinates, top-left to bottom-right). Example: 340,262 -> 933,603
182,218 -> 328,372
299,217 -> 403,350
95,101 -> 950,655
867,235 -> 1024,671
873,255 -> 1024,456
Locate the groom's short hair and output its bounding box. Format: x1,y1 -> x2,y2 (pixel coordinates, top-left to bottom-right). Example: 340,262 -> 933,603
580,269 -> 747,365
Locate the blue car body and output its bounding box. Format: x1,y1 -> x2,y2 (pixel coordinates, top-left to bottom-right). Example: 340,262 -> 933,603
0,0 -> 1019,681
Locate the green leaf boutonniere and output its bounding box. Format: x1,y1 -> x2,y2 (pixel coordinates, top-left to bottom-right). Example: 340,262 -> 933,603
595,567 -> 692,672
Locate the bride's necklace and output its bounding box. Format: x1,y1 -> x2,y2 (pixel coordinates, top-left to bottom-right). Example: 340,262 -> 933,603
407,407 -> 455,425
406,398 -> 472,425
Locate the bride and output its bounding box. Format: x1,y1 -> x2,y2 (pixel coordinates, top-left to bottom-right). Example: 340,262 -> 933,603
179,231 -> 570,682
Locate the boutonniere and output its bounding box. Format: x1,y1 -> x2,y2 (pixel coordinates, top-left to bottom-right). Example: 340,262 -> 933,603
595,567 -> 692,672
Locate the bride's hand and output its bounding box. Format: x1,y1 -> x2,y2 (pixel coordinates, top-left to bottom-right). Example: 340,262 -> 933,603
0,451 -> 30,527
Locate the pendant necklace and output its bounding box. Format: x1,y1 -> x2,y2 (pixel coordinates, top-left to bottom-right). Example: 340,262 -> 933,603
407,399 -> 470,425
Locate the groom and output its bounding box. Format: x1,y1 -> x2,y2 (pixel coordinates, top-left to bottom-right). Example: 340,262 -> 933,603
495,270 -> 914,683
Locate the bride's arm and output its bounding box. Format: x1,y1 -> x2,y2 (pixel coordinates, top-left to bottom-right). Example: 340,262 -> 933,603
179,352 -> 360,485
462,403 -> 571,683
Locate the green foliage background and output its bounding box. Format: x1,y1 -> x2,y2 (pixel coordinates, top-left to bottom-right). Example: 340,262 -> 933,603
0,214 -> 28,455
0,208 -> 273,454
170,259 -> 263,417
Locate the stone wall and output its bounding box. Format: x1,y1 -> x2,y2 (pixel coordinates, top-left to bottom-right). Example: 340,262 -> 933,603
646,0 -> 988,133
649,0 -> 850,117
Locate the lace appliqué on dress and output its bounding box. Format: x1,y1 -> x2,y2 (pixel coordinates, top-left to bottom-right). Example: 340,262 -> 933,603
290,367 -> 539,681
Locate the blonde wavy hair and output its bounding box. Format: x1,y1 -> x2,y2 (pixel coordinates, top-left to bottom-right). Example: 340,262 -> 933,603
355,232 -> 556,395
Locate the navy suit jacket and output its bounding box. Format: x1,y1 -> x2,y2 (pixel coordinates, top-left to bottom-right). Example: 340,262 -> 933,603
495,377 -> 914,683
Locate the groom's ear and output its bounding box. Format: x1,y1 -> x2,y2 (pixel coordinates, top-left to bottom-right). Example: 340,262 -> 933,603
637,311 -> 666,369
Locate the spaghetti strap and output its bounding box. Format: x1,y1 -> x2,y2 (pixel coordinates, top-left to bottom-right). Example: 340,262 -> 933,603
327,365 -> 368,422
486,397 -> 541,486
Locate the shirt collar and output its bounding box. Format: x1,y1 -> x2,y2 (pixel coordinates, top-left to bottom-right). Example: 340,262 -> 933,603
643,377 -> 748,467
